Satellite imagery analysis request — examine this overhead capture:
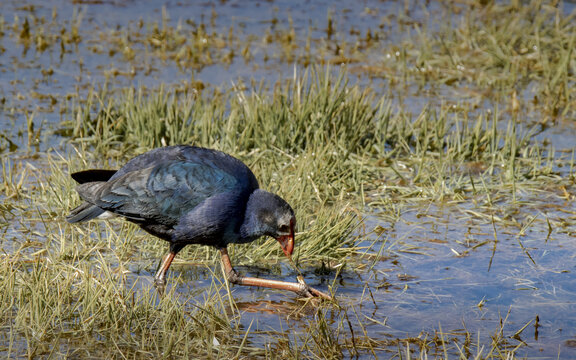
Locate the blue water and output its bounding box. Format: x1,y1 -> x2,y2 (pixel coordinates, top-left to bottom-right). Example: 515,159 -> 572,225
2,0 -> 576,358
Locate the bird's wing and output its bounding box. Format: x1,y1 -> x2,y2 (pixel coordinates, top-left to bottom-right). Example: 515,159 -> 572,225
76,161 -> 248,224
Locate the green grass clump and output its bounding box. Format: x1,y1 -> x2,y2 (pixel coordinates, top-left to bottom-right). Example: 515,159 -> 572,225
58,64 -> 574,274
2,62 -> 572,357
68,65 -> 565,209
0,243 -> 251,358
2,0 -> 576,357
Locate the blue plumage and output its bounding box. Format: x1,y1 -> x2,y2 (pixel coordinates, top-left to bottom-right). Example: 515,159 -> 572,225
67,145 -> 299,289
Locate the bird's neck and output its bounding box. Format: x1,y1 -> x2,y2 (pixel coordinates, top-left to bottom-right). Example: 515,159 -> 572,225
239,189 -> 269,241
239,219 -> 265,243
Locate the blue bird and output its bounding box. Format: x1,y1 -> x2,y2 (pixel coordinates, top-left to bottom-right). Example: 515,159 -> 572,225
67,145 -> 329,298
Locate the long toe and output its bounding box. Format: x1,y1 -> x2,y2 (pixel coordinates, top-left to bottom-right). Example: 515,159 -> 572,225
308,287 -> 332,300
153,277 -> 167,296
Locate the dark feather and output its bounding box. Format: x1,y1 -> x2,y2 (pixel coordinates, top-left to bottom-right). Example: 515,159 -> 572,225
76,147 -> 259,227
66,202 -> 106,223
67,146 -> 293,249
71,169 -> 117,184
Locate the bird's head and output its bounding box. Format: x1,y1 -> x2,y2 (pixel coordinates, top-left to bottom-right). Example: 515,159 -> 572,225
242,190 -> 296,260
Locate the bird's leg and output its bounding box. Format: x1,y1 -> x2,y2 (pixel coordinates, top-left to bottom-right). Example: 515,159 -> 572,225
219,246 -> 240,281
154,243 -> 184,286
154,252 -> 177,284
219,247 -> 332,300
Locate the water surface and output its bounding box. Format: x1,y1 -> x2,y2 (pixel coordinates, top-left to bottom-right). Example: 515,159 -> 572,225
1,0 -> 576,358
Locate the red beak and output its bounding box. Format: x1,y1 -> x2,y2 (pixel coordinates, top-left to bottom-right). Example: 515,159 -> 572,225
277,219 -> 295,260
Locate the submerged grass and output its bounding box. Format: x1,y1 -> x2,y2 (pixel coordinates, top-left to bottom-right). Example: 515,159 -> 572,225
2,0 -> 576,358
1,65 -> 569,357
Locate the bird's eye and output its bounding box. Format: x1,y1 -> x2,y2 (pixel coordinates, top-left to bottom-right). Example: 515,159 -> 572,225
279,224 -> 290,233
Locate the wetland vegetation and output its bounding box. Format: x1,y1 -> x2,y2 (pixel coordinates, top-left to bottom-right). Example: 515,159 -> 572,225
1,0 -> 576,358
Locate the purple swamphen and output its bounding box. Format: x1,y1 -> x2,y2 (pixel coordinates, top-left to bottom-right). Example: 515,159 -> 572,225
67,145 -> 330,299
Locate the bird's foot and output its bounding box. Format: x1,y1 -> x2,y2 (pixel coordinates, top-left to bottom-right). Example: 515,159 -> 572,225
153,276 -> 167,295
226,268 -> 242,284
296,283 -> 332,300
223,265 -> 333,300
307,286 -> 333,300
296,284 -> 314,298
295,274 -> 332,300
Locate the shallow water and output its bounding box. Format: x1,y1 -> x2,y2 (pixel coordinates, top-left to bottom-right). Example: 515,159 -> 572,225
111,198 -> 576,358
2,0 -> 576,358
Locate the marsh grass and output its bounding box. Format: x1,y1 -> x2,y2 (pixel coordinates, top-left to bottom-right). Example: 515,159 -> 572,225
2,61 -> 572,356
3,66 -> 562,358
2,69 -> 573,358
2,0 -> 576,358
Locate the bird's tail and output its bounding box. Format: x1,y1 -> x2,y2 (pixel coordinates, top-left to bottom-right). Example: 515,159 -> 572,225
66,202 -> 105,223
67,169 -> 116,223
71,169 -> 117,183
